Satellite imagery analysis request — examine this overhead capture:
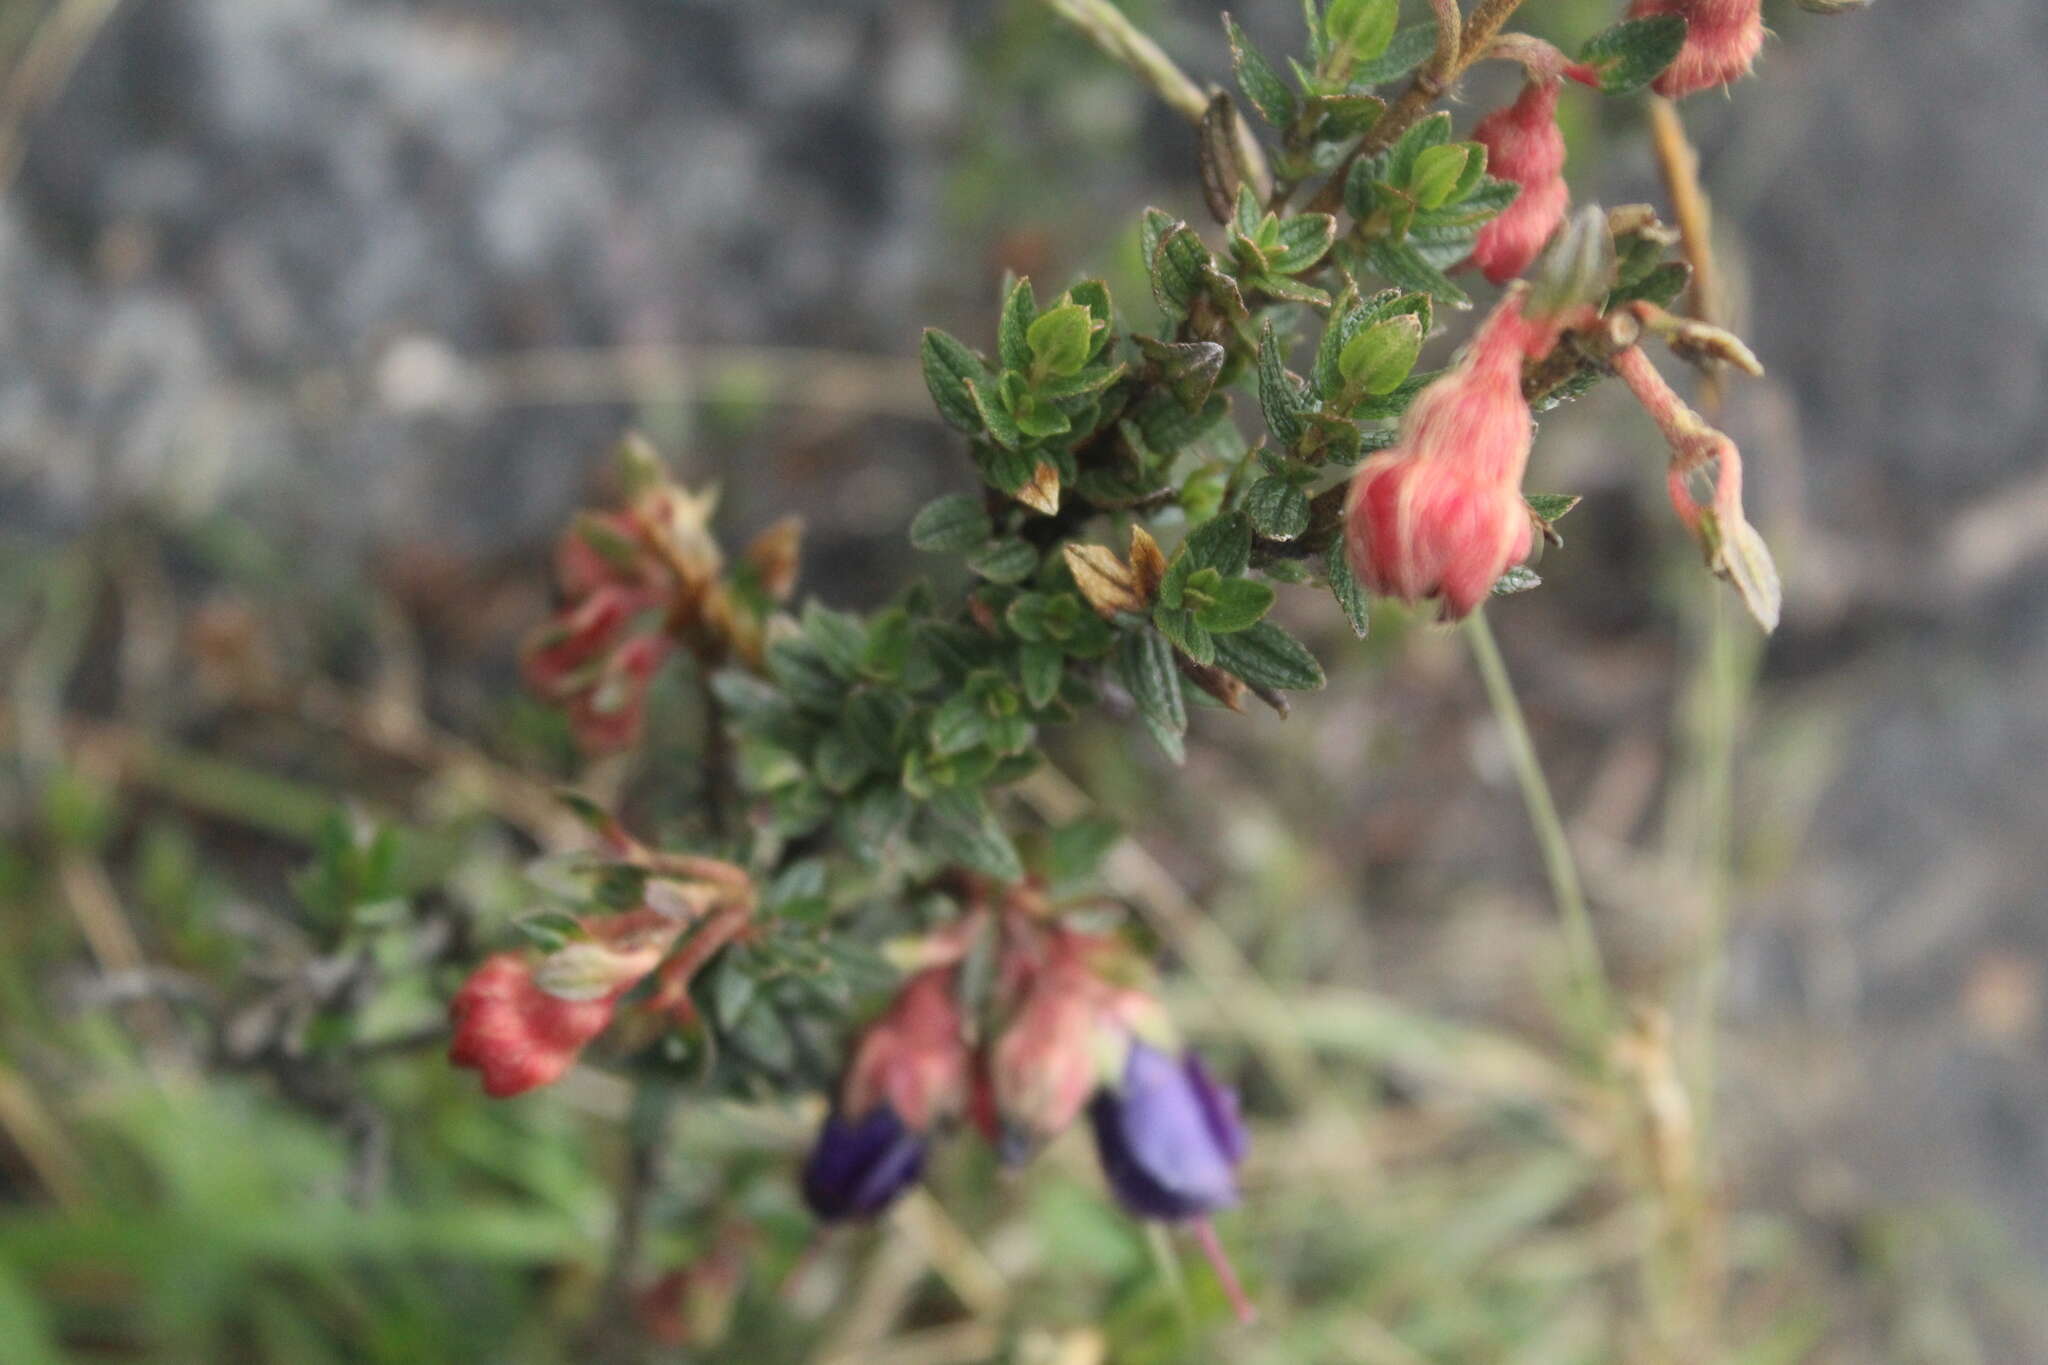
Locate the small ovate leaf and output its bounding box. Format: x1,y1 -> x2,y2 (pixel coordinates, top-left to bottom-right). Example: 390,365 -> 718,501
1576,15 -> 1688,97
1245,476 -> 1312,541
1364,237 -> 1471,308
921,329 -> 991,433
1213,620 -> 1326,692
1337,313 -> 1424,397
1386,112 -> 1453,188
1117,629 -> 1187,764
1347,21 -> 1436,87
920,789 -> 1024,882
1524,492 -> 1581,524
1408,143 -> 1473,211
1609,260 -> 1691,310
1325,0 -> 1399,66
1224,13 -> 1297,126
910,493 -> 993,553
1491,565 -> 1543,596
1194,577 -> 1276,634
1326,540 -> 1370,638
1135,336 -> 1226,413
967,537 -> 1040,584
1257,322 -> 1310,446
1018,642 -> 1064,710
1027,304 -> 1095,378
1269,213 -> 1338,275
998,276 -> 1038,372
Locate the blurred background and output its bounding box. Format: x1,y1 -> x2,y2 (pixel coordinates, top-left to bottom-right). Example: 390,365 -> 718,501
2,0 -> 2046,1360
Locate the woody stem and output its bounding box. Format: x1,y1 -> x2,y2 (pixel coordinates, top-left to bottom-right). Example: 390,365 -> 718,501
1464,609 -> 1613,1049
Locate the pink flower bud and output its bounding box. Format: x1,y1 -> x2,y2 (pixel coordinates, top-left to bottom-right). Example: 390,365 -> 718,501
521,585 -> 637,700
1629,0 -> 1765,98
1343,293 -> 1561,619
449,910 -> 679,1098
1467,78 -> 1570,286
448,953 -> 622,1097
987,951 -> 1107,1161
840,967 -> 971,1134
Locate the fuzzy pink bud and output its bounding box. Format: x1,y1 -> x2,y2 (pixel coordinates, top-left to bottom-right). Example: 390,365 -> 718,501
841,967 -> 971,1134
1343,292 -> 1562,619
1467,78 -> 1570,286
1629,0 -> 1765,98
449,953 -> 623,1097
449,910 -> 679,1098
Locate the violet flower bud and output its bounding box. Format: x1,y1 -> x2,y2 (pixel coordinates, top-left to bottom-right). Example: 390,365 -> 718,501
1087,1041 -> 1246,1222
800,1104 -> 929,1222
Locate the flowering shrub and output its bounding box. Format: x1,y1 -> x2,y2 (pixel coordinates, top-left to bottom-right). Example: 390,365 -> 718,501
441,0 -> 1862,1337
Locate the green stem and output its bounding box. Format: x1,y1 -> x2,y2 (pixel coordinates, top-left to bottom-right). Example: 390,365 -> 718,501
1464,609 -> 1612,1045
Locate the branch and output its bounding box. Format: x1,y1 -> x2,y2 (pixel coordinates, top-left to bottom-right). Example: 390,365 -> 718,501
1041,0 -> 1272,199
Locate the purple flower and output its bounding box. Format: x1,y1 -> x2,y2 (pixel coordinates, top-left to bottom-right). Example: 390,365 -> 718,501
800,1104 -> 927,1222
1088,1041 -> 1246,1221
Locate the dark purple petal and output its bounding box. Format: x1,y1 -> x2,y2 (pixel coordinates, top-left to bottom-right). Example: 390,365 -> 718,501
1088,1041 -> 1243,1221
801,1105 -> 926,1221
1183,1052 -> 1248,1164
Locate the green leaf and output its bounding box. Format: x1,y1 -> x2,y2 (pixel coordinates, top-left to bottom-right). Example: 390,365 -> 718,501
1258,322 -> 1309,446
1150,221 -> 1214,320
1135,336 -> 1226,412
1325,0 -> 1399,65
1245,476 -> 1312,540
929,692 -> 992,757
1364,236 -> 1471,308
920,789 -> 1023,882
969,377 -> 1026,449
1027,303 -> 1095,378
1386,111 -> 1452,188
1194,577 -> 1276,633
1214,620 -> 1326,691
1046,816 -> 1122,892
1408,142 -> 1473,210
1337,313 -> 1424,396
909,492 -> 993,553
1609,260 -> 1691,309
1326,541 -> 1370,638
1224,14 -> 1297,126
1117,629 -> 1186,764
812,726 -> 874,794
802,602 -> 868,678
1577,15 -> 1688,96
1018,641 -> 1064,710
921,328 -> 991,433
998,276 -> 1037,372
1491,565 -> 1542,596
1269,212 -> 1337,275
1180,510 -> 1253,581
1525,492 -> 1582,524
1348,22 -> 1436,86
1151,604 -> 1215,666
967,537 -> 1039,584
1134,390 -> 1230,455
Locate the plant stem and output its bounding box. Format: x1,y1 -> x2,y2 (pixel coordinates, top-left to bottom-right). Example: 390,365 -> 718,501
1464,609 -> 1612,1045
1645,97 -> 1723,407
1040,0 -> 1272,198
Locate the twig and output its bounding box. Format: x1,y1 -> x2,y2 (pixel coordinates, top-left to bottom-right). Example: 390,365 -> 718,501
1463,610 -> 1612,1048
1040,0 -> 1272,199
1644,97 -> 1723,408
0,0 -> 123,194
1308,0 -> 1528,213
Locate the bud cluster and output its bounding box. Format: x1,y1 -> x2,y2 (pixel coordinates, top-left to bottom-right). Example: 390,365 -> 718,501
522,435 -> 802,753
448,846 -> 755,1097
799,890 -> 1254,1320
